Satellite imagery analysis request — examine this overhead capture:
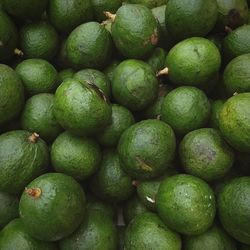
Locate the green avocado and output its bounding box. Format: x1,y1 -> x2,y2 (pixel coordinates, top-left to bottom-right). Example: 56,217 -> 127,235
112,59 -> 158,111
59,209 -> 118,250
0,130 -> 49,194
54,78 -> 112,136
51,131 -> 101,181
217,176 -> 250,244
209,99 -> 226,129
0,219 -> 57,250
103,60 -> 120,82
156,174 -> 216,235
90,149 -> 134,203
179,128 -> 235,181
21,93 -> 63,142
66,22 -> 113,69
146,47 -> 167,73
0,64 -> 24,126
56,39 -> 70,69
110,4 -> 160,58
124,212 -> 181,250
118,119 -> 176,179
19,173 -> 86,241
58,68 -> 74,83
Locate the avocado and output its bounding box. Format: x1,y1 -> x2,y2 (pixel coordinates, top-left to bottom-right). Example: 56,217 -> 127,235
0,130 -> 49,194
55,39 -> 70,69
58,68 -> 74,83
103,59 -> 120,82
146,47 -> 167,73
19,172 -> 86,241
209,99 -> 226,129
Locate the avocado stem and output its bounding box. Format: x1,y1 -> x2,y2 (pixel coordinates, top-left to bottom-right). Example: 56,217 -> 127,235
156,67 -> 169,77
14,48 -> 24,57
225,26 -> 233,33
103,11 -> 116,22
28,132 -> 40,143
25,187 -> 42,198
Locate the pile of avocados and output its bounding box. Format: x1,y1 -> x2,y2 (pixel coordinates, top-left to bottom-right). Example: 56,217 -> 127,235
0,0 -> 250,249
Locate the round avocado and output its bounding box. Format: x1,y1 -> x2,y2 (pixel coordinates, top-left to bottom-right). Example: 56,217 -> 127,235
183,224 -> 237,250
73,68 -> 111,98
209,99 -> 226,129
156,174 -> 216,235
161,37 -> 221,86
103,60 -> 120,82
124,212 -> 181,250
0,192 -> 18,229
161,86 -> 211,135
217,176 -> 250,244
21,93 -> 63,142
0,130 -> 49,194
54,78 -> 112,136
0,219 -> 57,250
219,93 -> 250,152
110,4 -> 160,58
20,22 -> 59,60
97,104 -> 135,147
56,39 -> 70,69
165,0 -> 218,41
118,119 -> 176,179
60,209 -> 118,250
112,59 -> 158,111
66,22 -> 113,69
16,59 -> 58,95
51,131 -> 101,181
146,47 -> 167,73
19,173 -> 86,241
179,128 -> 235,181
58,68 -> 74,83
48,0 -> 93,34
0,64 -> 24,126
223,54 -> 250,95
90,149 -> 134,203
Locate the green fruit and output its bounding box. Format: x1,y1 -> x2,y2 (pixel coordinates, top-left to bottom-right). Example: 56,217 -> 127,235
124,212 -> 181,250
223,54 -> 250,95
156,174 -> 216,235
21,93 -> 63,142
60,209 -> 117,250
0,131 -> 49,194
97,104 -> 135,147
179,128 -> 235,181
209,99 -> 225,129
184,224 -> 237,250
56,39 -> 70,68
207,33 -> 224,52
2,0 -> 48,20
90,149 -> 134,203
219,93 -> 250,152
54,78 -> 112,136
112,59 -> 158,111
103,60 -> 120,82
0,219 -> 57,250
58,68 -> 74,83
19,173 -> 86,241
223,25 -> 250,61
110,4 -> 160,58
165,0 -> 218,41
0,10 -> 18,62
20,22 -> 59,60
126,0 -> 165,8
161,86 -> 211,135
73,68 -> 111,97
0,64 -> 24,126
48,0 -> 93,33
217,177 -> 250,244
146,47 -> 167,73
91,0 -> 122,22
216,0 -> 249,31
66,22 -> 112,69
118,119 -> 176,179
162,37 -> 221,86
0,192 -> 18,229
51,131 -> 101,181
16,59 -> 58,95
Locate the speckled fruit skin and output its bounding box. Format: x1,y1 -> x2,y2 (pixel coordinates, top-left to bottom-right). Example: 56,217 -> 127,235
165,37 -> 221,86
53,78 -> 112,136
156,174 -> 216,235
219,93 -> 250,152
124,212 -> 182,250
19,173 -> 86,242
118,119 -> 176,180
179,128 -> 235,182
209,99 -> 225,129
217,177 -> 250,244
111,4 -> 160,59
112,59 -> 158,111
